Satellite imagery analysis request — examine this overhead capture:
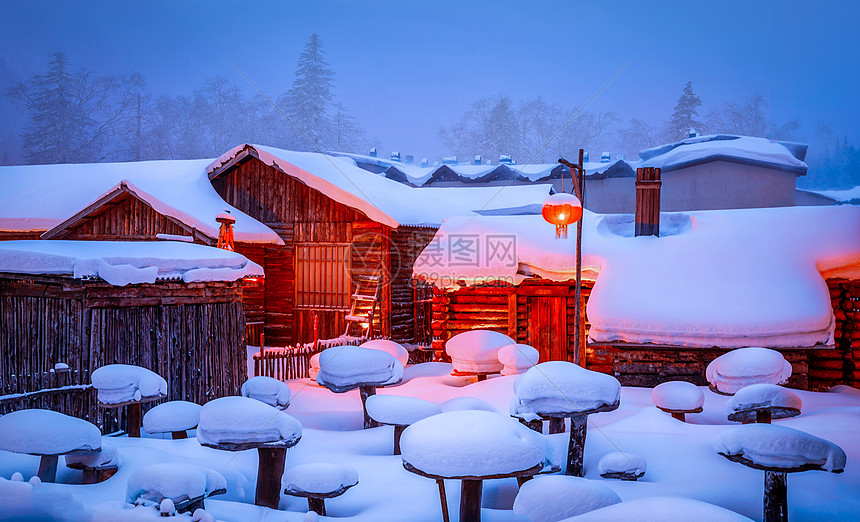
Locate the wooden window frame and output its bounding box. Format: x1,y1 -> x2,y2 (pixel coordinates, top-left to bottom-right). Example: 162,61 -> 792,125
294,242 -> 351,311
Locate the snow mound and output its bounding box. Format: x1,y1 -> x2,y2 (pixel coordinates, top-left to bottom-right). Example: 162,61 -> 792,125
66,441 -> 118,470
315,345 -> 403,392
564,496 -> 754,522
597,451 -> 647,477
143,401 -> 202,434
714,424 -> 846,472
512,361 -> 620,416
440,396 -> 499,413
706,348 -> 792,394
366,395 -> 442,426
196,396 -> 302,447
91,364 -> 167,404
0,409 -> 101,455
726,384 -> 802,415
445,330 -> 515,373
126,463 -> 227,504
400,410 -> 547,478
652,381 -> 704,412
241,376 -> 291,409
309,352 -> 321,380
513,475 -> 621,522
282,463 -> 358,495
360,339 -> 410,367
0,475 -> 91,521
498,343 -> 540,375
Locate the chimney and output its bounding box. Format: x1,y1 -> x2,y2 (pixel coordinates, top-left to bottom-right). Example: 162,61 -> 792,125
421,158 -> 429,168
369,147 -> 377,158
405,154 -> 414,165
390,151 -> 401,162
583,151 -> 589,163
601,152 -> 611,163
499,154 -> 513,165
474,155 -> 482,165
635,167 -> 661,237
689,128 -> 698,138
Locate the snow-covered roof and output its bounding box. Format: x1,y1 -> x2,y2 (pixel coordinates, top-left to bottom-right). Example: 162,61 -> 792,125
0,159 -> 282,244
415,184 -> 553,215
208,145 -> 476,228
414,205 -> 860,349
811,185 -> 860,204
639,135 -> 808,174
0,240 -> 264,286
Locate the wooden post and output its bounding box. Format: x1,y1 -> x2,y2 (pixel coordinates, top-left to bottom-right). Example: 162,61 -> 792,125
566,415 -> 588,477
255,447 -> 287,509
549,417 -> 565,434
37,455 -> 59,483
393,425 -> 406,455
127,402 -> 142,438
359,385 -> 378,429
671,412 -> 686,422
764,471 -> 788,522
308,497 -> 326,516
171,430 -> 188,440
460,479 -> 483,522
635,167 -> 661,237
436,479 -> 450,522
757,409 -> 773,424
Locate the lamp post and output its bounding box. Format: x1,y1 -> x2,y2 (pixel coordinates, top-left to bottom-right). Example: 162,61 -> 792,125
545,150 -> 585,366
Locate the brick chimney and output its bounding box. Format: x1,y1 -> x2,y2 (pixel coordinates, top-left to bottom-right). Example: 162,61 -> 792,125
635,167 -> 661,237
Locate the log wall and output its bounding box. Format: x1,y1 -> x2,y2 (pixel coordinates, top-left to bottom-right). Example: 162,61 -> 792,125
0,275 -> 247,432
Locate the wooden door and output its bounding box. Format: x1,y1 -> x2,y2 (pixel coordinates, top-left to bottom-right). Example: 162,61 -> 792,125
528,296 -> 569,362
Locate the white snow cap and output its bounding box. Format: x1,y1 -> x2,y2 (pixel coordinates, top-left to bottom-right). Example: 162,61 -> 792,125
282,463 -> 358,495
706,347 -> 792,395
439,396 -> 499,413
513,475 -> 621,522
726,384 -> 802,416
0,409 -> 101,456
598,451 -> 647,476
652,381 -> 705,412
309,352 -> 321,380
91,364 -> 167,404
0,240 -> 263,286
365,395 -> 442,426
498,343 -> 540,375
566,496 -> 754,522
196,396 -> 302,446
0,475 -> 91,521
241,376 -> 291,409
639,135 -> 807,171
126,463 -> 227,504
512,361 -> 620,416
360,339 -> 410,367
714,424 -> 846,472
400,410 -> 548,478
315,345 -> 404,391
65,441 -> 118,470
143,401 -> 202,434
445,330 -> 515,374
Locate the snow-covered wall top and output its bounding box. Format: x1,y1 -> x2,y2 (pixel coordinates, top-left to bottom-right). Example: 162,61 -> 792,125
813,186 -> 860,204
415,184 -> 553,215
0,240 -> 263,286
0,159 -> 282,244
414,205 -> 860,349
639,135 -> 807,174
208,145 -> 477,228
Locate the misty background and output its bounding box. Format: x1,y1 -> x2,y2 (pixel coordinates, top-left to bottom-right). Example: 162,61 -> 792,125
1,0 -> 858,189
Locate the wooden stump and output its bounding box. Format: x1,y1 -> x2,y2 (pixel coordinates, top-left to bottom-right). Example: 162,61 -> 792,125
37,455 -> 59,483
255,447 -> 287,509
757,409 -> 773,424
566,415 -> 587,477
764,471 -> 787,522
127,402 -> 142,438
171,430 -> 188,440
460,479 -> 483,522
359,385 -> 378,429
549,417 -> 565,434
393,425 -> 406,455
308,497 -> 326,516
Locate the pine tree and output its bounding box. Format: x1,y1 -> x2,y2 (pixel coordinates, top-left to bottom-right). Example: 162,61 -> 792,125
666,81 -> 703,141
280,34 -> 336,150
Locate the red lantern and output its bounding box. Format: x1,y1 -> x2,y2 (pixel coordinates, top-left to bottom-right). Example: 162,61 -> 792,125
542,193 -> 582,238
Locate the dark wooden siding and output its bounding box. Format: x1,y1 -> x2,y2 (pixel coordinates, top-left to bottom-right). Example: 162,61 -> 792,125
389,227 -> 436,343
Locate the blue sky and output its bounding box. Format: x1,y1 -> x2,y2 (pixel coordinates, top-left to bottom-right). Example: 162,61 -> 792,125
1,0 -> 858,158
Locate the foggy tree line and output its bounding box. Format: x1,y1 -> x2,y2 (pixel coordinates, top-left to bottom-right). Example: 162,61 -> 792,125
3,34 -> 368,165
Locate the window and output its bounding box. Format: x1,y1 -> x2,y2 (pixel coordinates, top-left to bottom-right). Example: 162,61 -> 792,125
295,243 -> 350,309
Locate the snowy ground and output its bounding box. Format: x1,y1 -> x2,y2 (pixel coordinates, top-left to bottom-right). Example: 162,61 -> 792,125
2,362 -> 859,521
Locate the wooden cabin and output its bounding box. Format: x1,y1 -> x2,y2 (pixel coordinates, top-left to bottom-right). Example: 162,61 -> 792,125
0,240 -> 258,431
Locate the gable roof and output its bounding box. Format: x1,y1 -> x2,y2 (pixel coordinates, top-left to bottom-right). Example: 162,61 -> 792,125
639,135 -> 808,175
207,144 -> 477,228
0,159 -> 283,244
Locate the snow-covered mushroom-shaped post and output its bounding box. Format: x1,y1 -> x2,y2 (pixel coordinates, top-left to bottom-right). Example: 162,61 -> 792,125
197,396 -> 302,510
726,384 -> 802,424
0,409 -> 101,483
315,345 -> 403,429
706,347 -> 792,395
401,410 -> 551,522
652,381 -> 704,422
365,395 -> 442,455
127,463 -> 227,514
241,376 -> 291,409
92,364 -> 167,437
282,462 -> 358,516
66,440 -> 119,484
511,361 -> 620,477
598,451 -> 647,481
714,424 -> 846,522
513,475 -> 621,521
143,401 -> 202,439
446,330 -> 514,381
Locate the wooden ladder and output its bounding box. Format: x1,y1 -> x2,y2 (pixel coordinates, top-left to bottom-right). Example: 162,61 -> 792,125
343,274 -> 382,338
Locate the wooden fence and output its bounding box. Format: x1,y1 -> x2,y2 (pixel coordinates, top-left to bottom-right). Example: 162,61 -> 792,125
252,337 -> 370,380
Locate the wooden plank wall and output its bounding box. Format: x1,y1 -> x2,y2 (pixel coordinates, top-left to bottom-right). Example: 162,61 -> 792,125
0,276 -> 247,432
634,167 -> 661,237
389,226 -> 437,343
